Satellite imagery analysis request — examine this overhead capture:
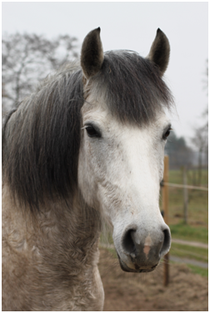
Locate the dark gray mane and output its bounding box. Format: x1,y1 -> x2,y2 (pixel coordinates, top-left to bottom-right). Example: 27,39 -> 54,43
3,51 -> 173,211
3,64 -> 84,210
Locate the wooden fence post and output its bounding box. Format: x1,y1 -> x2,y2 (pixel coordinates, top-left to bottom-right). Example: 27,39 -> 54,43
162,155 -> 169,286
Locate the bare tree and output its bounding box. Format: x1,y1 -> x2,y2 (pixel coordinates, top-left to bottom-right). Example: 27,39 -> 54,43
191,60 -> 208,184
2,32 -> 78,115
191,113 -> 208,184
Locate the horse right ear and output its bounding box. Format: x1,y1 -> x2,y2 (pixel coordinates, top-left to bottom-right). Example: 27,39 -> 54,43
147,28 -> 170,75
81,27 -> 104,80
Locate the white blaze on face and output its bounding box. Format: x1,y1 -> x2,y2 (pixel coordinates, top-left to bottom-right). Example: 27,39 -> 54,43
78,97 -> 171,270
144,235 -> 152,258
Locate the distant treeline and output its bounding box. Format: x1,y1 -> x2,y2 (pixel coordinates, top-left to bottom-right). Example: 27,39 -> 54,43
165,131 -> 207,170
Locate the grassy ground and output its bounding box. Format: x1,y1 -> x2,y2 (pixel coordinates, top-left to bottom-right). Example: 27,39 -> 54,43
169,222 -> 208,277
170,223 -> 208,243
170,243 -> 208,262
187,264 -> 208,277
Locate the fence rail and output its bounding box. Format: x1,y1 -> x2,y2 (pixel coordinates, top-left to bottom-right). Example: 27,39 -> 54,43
165,182 -> 208,191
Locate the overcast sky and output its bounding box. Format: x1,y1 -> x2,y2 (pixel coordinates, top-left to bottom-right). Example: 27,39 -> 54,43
2,2 -> 208,146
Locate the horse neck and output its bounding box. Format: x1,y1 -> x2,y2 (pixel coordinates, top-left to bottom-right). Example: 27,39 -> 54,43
3,184 -> 101,268
43,191 -> 102,252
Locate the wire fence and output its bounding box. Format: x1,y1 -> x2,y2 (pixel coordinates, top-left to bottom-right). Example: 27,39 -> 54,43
165,182 -> 208,191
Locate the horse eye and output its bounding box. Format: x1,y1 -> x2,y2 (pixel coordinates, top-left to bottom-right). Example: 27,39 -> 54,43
163,126 -> 172,140
85,124 -> 101,138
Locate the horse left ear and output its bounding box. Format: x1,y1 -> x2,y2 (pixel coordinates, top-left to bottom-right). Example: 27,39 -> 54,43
81,27 -> 104,79
147,29 -> 170,75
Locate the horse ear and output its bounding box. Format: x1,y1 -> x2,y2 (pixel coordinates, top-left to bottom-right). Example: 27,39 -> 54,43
81,27 -> 104,79
147,29 -> 170,75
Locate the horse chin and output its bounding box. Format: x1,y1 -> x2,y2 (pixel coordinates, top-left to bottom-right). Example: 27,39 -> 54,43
117,253 -> 158,273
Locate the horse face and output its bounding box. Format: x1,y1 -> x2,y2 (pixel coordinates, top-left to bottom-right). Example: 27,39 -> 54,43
78,96 -> 171,273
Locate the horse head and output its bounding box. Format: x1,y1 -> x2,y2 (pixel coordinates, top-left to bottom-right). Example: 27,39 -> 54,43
78,28 -> 172,273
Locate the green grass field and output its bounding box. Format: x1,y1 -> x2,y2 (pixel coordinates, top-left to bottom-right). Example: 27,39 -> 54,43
187,265 -> 208,277
170,223 -> 208,243
170,243 -> 207,263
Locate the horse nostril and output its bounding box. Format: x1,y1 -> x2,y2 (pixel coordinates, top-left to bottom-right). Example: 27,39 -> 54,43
122,225 -> 171,260
122,228 -> 136,256
160,228 -> 171,257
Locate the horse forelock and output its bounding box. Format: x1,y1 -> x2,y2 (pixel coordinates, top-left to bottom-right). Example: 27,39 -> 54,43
3,63 -> 84,211
90,50 -> 174,126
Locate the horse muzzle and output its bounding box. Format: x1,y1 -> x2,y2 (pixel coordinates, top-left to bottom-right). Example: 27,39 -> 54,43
115,223 -> 171,273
